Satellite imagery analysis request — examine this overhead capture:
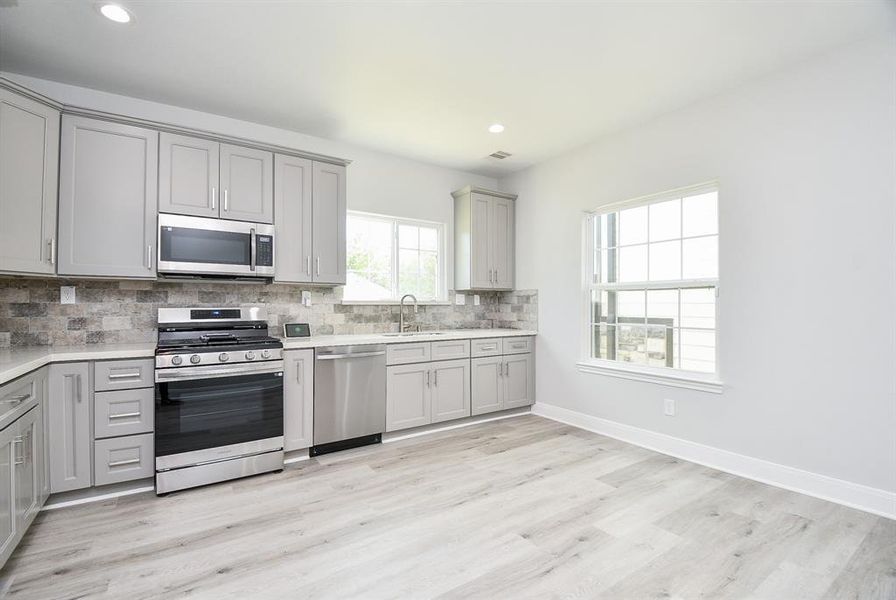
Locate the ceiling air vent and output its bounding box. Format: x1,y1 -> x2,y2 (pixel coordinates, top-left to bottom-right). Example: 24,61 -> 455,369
488,150 -> 512,160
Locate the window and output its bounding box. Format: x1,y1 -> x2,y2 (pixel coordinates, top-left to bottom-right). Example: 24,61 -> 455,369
345,211 -> 446,302
584,184 -> 719,378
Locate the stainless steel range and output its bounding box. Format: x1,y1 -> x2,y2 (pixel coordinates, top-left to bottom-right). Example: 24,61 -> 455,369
154,307 -> 284,494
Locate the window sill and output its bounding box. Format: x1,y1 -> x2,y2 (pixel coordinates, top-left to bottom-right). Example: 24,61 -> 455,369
341,300 -> 452,306
576,360 -> 723,394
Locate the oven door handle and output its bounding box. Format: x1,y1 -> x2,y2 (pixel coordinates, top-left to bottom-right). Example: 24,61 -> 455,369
155,361 -> 284,383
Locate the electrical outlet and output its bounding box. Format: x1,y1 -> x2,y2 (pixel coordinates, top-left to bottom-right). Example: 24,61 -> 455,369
473,294 -> 480,306
664,398 -> 676,416
454,293 -> 466,306
60,286 -> 76,305
301,290 -> 312,307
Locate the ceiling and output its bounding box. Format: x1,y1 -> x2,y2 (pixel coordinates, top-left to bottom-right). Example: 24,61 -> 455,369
1,1 -> 893,177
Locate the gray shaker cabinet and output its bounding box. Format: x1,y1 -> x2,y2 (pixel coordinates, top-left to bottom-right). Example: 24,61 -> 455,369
58,116 -> 158,278
386,363 -> 431,432
283,350 -> 314,451
452,186 -> 517,291
220,143 -> 273,223
0,86 -> 59,276
471,356 -> 504,416
48,362 -> 92,493
274,154 -> 313,283
430,359 -> 471,424
311,162 -> 347,285
158,132 -> 220,219
0,422 -> 16,566
503,353 -> 535,409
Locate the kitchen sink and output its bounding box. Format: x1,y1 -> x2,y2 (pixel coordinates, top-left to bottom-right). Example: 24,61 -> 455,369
382,331 -> 446,337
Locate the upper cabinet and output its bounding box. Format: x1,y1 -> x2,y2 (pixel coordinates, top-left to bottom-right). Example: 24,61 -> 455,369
453,186 -> 516,291
276,158 -> 346,285
58,116 -> 158,279
159,133 -> 273,224
158,133 -> 219,219
0,86 -> 60,276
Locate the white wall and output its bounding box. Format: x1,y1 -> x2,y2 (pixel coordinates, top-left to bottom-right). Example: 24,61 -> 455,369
3,71 -> 495,292
501,37 -> 896,495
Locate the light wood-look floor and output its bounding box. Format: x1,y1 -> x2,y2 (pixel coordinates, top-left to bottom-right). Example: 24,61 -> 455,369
1,415 -> 894,599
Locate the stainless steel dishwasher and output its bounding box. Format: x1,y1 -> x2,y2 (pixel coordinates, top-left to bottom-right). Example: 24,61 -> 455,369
311,344 -> 386,456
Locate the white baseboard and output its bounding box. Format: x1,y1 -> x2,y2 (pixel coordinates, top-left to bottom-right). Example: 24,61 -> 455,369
532,402 -> 896,520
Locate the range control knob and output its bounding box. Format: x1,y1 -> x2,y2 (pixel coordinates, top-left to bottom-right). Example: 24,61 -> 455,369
190,355 -> 201,364
261,350 -> 272,359
171,355 -> 183,366
218,352 -> 230,363
245,351 -> 256,361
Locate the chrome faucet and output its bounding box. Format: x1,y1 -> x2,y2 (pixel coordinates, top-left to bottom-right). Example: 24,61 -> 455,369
399,294 -> 419,333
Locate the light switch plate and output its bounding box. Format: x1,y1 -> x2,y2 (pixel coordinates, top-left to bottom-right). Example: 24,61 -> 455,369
454,293 -> 465,306
60,286 -> 76,305
301,290 -> 312,307
664,398 -> 676,416
473,294 -> 480,306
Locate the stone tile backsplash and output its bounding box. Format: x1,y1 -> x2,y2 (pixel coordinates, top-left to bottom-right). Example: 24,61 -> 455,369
0,278 -> 537,347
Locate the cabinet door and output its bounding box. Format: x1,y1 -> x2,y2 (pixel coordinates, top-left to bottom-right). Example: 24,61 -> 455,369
386,364 -> 431,432
0,89 -> 59,276
48,363 -> 92,493
274,154 -> 313,283
311,162 -> 346,284
471,356 -> 503,416
36,368 -> 50,505
283,350 -> 314,451
14,406 -> 40,529
0,424 -> 17,567
220,144 -> 273,223
158,133 -> 219,218
431,359 -> 470,424
470,193 -> 493,289
503,353 -> 535,409
58,116 -> 158,278
491,197 -> 514,289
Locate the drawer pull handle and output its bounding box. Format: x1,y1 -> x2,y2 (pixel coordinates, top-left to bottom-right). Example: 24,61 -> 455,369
2,393 -> 30,405
107,372 -> 142,380
109,412 -> 141,419
108,458 -> 141,468
481,345 -> 496,350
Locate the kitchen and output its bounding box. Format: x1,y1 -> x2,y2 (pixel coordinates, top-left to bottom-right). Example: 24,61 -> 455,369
0,2 -> 894,599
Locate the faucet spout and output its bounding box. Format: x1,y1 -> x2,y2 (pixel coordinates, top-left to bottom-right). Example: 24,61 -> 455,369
399,294 -> 419,333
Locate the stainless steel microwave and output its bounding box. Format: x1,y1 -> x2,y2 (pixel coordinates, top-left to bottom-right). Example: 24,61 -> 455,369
157,213 -> 274,279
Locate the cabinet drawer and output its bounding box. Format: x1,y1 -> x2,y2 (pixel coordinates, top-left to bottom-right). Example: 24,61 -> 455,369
470,338 -> 502,358
94,388 -> 154,439
93,433 -> 154,486
502,337 -> 534,355
0,371 -> 39,430
386,342 -> 431,365
94,359 -> 154,391
431,339 -> 470,361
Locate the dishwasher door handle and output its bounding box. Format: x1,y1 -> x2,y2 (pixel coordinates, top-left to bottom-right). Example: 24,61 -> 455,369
316,351 -> 386,360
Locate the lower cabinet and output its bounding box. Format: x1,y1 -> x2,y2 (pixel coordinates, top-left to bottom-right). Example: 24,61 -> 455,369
48,362 -> 91,493
283,350 -> 314,451
93,433 -> 154,486
0,401 -> 45,569
471,352 -> 535,416
386,359 -> 471,432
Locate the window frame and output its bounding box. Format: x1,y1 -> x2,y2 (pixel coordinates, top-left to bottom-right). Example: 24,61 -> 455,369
343,210 -> 449,305
578,181 -> 723,393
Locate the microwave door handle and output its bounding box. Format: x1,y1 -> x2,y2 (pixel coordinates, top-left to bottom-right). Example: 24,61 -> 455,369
250,228 -> 257,272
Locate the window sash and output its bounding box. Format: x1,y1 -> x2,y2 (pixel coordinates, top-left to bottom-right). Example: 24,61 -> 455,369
346,211 -> 446,302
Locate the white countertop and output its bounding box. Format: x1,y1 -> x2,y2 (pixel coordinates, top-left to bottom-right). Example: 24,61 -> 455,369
281,329 -> 537,350
0,329 -> 536,385
0,343 -> 157,386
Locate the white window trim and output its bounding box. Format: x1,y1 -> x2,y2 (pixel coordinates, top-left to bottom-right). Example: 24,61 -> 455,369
580,181 -> 723,392
343,210 -> 448,304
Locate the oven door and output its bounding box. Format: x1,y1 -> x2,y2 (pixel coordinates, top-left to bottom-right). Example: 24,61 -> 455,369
155,361 -> 284,470
157,213 -> 274,277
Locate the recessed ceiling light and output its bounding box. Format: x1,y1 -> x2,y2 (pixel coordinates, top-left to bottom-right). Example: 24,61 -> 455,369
488,123 -> 505,134
98,3 -> 133,23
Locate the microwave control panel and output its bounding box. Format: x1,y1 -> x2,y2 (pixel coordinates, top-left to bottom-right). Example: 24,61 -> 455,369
256,235 -> 273,267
